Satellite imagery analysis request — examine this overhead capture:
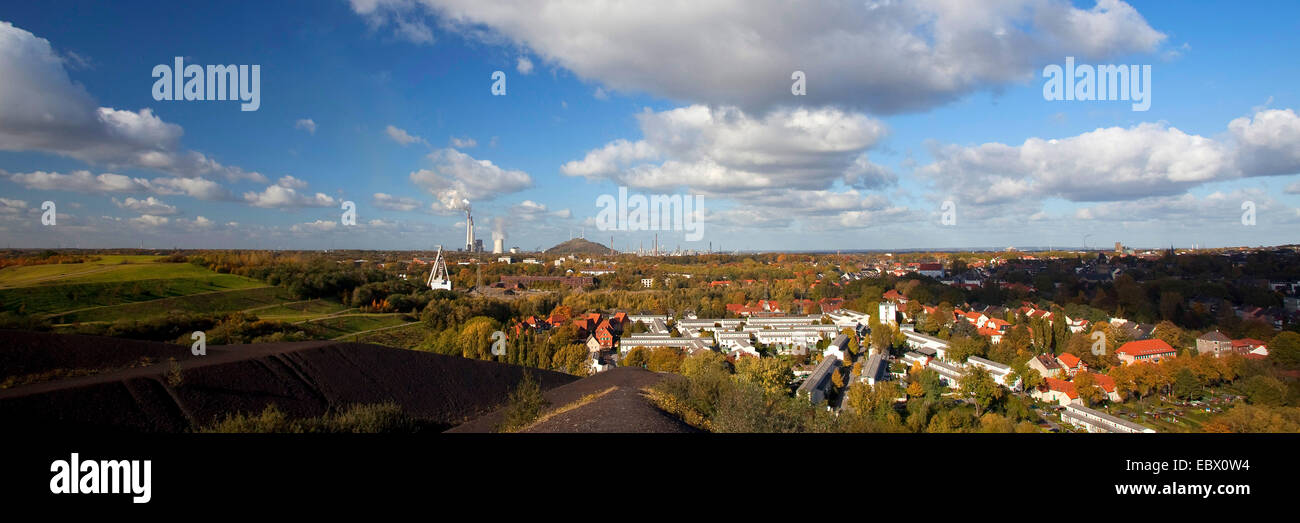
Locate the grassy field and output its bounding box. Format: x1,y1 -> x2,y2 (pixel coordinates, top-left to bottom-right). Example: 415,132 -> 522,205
0,256 -> 269,316
246,299 -> 350,319
0,255 -> 203,287
1,256 -> 421,342
346,321 -> 433,349
47,286 -> 299,323
307,314 -> 416,340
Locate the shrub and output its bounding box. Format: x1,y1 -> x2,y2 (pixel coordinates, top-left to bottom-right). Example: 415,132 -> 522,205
497,372 -> 549,432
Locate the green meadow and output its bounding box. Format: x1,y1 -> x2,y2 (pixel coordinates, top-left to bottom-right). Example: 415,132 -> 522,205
307,314 -> 416,340
0,256 -> 266,317
1,256 -> 415,340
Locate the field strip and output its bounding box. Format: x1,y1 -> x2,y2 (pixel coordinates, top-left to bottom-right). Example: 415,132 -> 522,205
0,265 -> 121,288
42,284 -> 273,319
240,299 -> 316,313
292,308 -> 362,324
332,321 -> 422,341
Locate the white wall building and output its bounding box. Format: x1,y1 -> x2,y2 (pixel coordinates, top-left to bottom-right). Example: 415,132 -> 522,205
902,329 -> 950,361
966,356 -> 1020,390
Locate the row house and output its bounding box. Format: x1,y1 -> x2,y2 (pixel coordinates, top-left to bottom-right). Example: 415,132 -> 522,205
715,331 -> 756,350
618,333 -> 712,355
1061,403 -> 1156,433
901,328 -> 950,361
796,355 -> 841,405
726,339 -> 761,360
745,315 -> 824,328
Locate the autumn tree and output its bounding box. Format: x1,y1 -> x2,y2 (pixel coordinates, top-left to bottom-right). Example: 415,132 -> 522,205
1154,320 -> 1187,351
646,347 -> 684,373
958,365 -> 1004,416
622,346 -> 650,368
1073,372 -> 1106,407
552,344 -> 590,375
735,356 -> 794,396
1203,404 -> 1300,433
946,336 -> 986,364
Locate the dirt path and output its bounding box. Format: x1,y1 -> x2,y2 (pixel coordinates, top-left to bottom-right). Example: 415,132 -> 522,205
333,321 -> 422,341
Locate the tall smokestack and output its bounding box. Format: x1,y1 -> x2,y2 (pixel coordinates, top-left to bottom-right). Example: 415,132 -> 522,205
465,208 -> 475,252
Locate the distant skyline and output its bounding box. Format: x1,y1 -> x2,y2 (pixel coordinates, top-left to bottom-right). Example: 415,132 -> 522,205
2,1 -> 1300,252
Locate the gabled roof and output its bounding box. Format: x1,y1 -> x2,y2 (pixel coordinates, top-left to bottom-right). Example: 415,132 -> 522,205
1044,377 -> 1078,399
1116,339 -> 1176,356
1057,352 -> 1081,369
1091,373 -> 1117,393
1198,330 -> 1231,342
1033,354 -> 1061,370
985,318 -> 1011,330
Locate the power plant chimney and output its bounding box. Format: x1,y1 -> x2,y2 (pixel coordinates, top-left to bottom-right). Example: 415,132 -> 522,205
464,208 -> 475,252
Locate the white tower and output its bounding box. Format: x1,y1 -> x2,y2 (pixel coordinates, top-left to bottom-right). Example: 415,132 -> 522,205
428,246 -> 452,290
464,209 -> 475,252
493,237 -> 504,254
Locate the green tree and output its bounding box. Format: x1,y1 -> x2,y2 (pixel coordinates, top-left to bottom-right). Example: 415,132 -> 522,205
1270,331 -> 1300,369
946,336 -> 986,364
1172,368 -> 1201,400
1241,375 -> 1288,406
958,365 -> 1004,416
1007,360 -> 1043,392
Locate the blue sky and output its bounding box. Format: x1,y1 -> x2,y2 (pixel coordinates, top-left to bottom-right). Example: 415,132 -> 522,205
1,0 -> 1298,251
